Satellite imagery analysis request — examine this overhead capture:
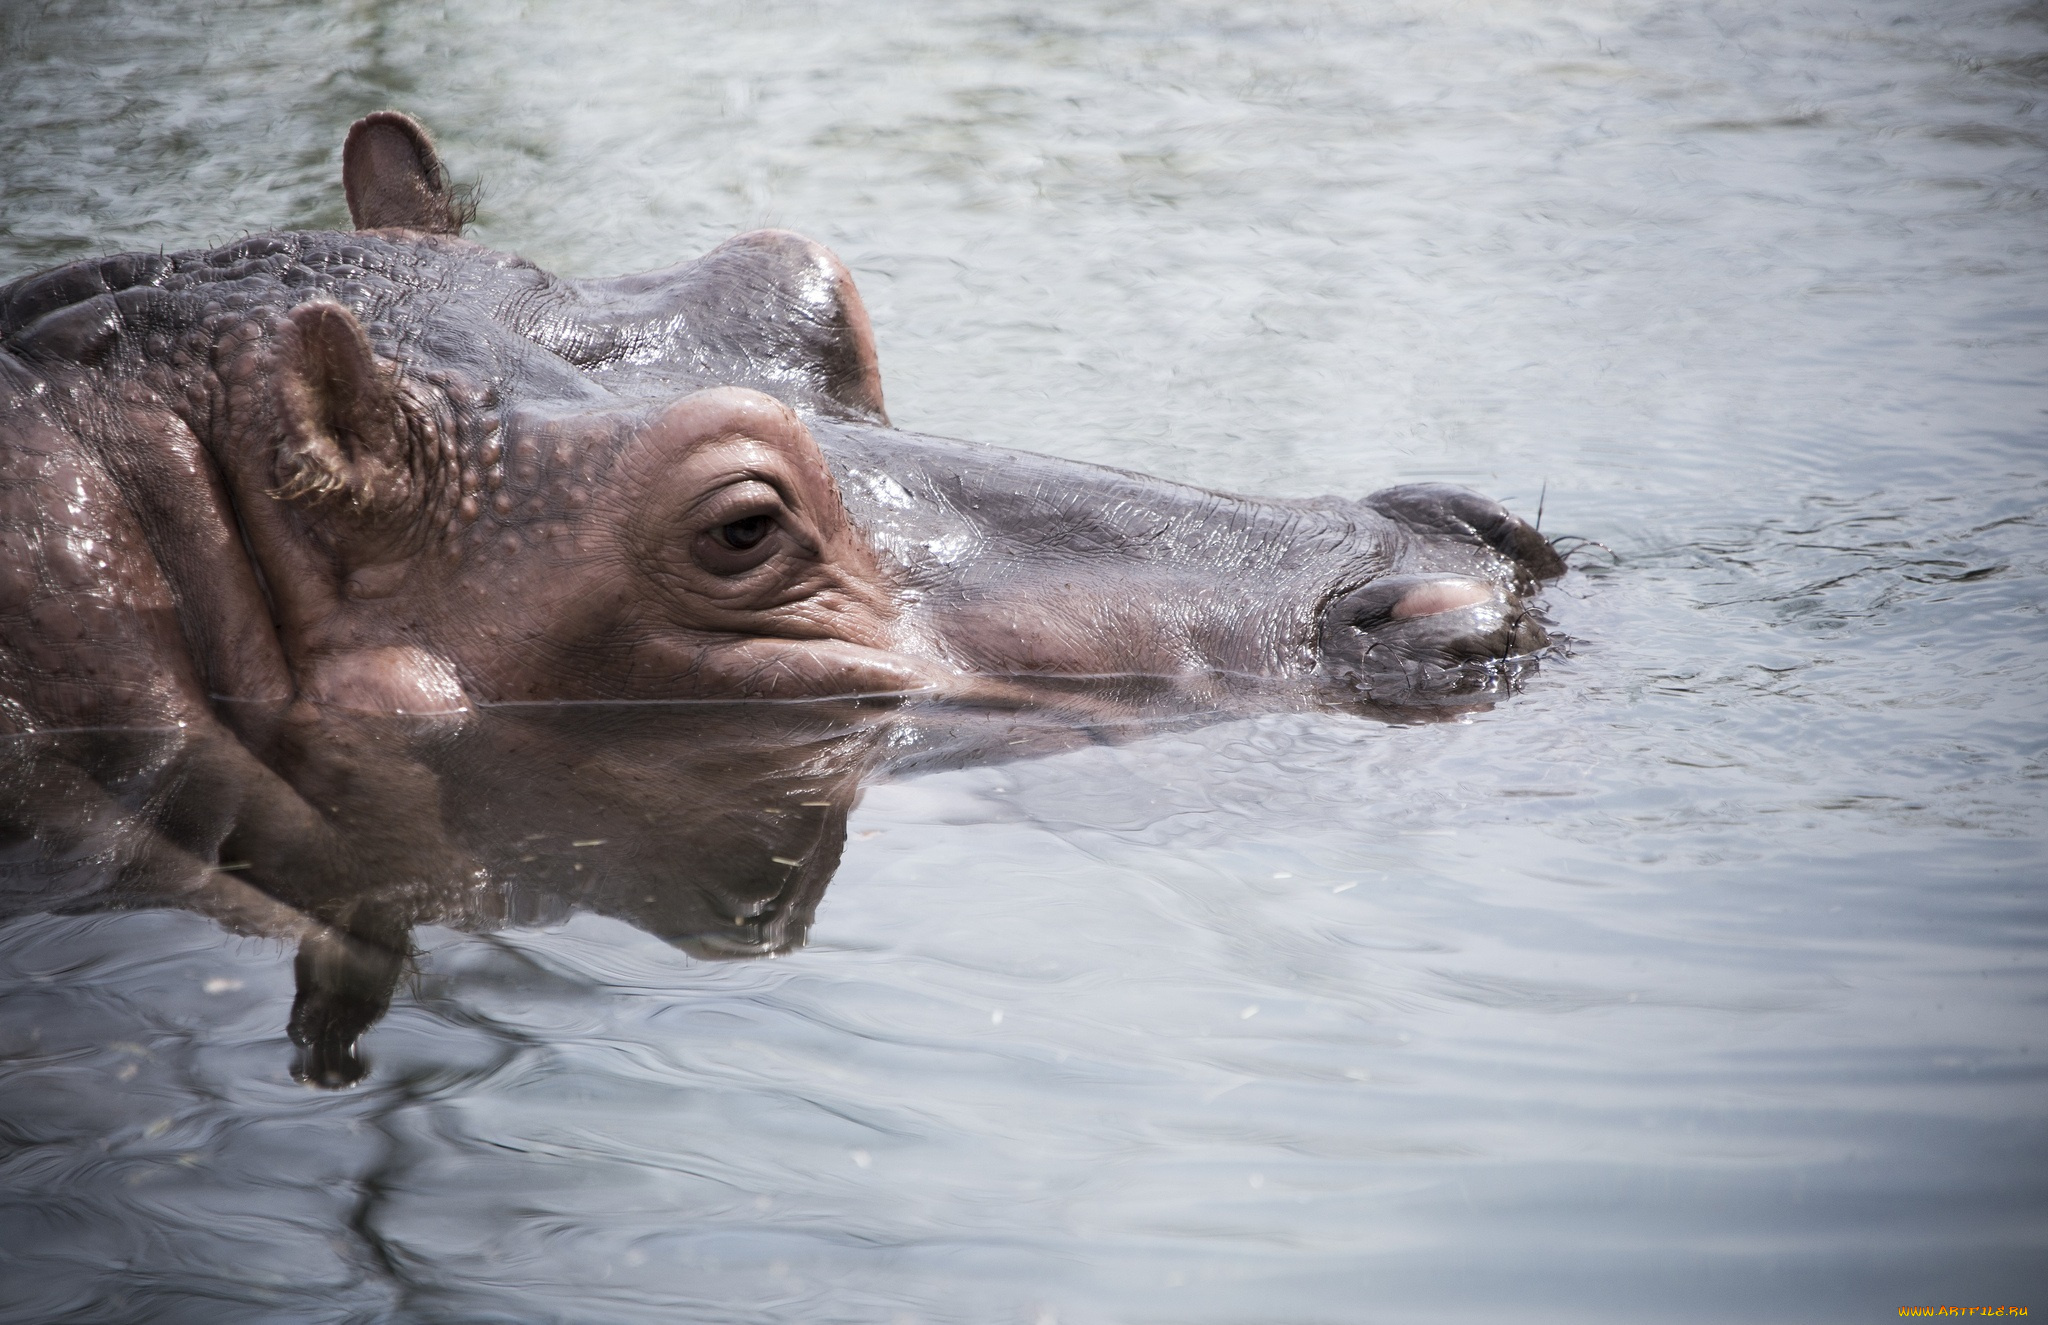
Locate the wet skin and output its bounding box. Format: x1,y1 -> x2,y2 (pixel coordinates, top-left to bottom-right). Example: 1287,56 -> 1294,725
0,113 -> 1565,1082
0,111 -> 1559,731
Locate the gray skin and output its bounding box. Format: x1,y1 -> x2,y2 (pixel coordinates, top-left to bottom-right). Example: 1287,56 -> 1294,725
0,113 -> 1564,1083
0,111 -> 1559,742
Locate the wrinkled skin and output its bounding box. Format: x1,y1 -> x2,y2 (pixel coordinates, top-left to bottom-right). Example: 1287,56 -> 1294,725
0,113 -> 1566,1083
0,111 -> 1560,731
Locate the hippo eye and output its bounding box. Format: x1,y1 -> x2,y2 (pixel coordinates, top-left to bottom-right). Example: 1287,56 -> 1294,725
715,514 -> 775,551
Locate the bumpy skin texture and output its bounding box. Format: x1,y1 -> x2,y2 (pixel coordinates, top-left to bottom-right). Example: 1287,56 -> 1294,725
0,115 -> 1560,735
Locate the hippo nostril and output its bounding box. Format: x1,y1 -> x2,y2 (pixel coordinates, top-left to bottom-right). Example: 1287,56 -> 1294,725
1389,578 -> 1495,620
1328,574 -> 1497,634
1320,571 -> 1554,703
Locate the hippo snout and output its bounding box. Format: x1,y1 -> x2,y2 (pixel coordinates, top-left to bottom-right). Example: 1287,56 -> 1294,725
1318,573 -> 1552,700
1307,482 -> 1566,702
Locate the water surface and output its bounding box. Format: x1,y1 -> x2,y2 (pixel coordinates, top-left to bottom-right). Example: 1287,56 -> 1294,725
2,0 -> 2044,1320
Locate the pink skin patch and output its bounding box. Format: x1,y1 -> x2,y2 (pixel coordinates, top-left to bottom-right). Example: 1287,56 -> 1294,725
1390,579 -> 1495,620
300,646 -> 472,716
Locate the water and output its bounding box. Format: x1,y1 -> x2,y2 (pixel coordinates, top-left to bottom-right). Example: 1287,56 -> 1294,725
2,0 -> 2045,1320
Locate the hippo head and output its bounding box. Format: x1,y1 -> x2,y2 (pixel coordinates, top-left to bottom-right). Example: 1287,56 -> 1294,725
0,110 -> 1564,725
193,115 -> 1558,719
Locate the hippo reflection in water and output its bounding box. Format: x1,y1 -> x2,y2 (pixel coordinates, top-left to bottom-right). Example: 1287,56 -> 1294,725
0,114 -> 1565,1083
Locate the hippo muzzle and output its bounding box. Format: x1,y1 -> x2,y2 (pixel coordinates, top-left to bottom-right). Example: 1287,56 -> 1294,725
1318,572 -> 1553,698
1317,483 -> 1566,701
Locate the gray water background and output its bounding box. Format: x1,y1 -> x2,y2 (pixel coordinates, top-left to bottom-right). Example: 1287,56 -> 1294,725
2,0 -> 2045,1320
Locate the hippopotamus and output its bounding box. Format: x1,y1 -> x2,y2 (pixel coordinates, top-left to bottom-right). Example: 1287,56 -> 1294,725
0,111 -> 1559,740
0,113 -> 1565,1083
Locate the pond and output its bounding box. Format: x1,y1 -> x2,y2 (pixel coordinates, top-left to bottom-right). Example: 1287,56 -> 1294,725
1,0 -> 2044,1320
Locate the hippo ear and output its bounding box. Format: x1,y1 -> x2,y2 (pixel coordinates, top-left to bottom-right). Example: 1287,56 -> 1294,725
343,111 -> 464,235
271,302 -> 412,521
